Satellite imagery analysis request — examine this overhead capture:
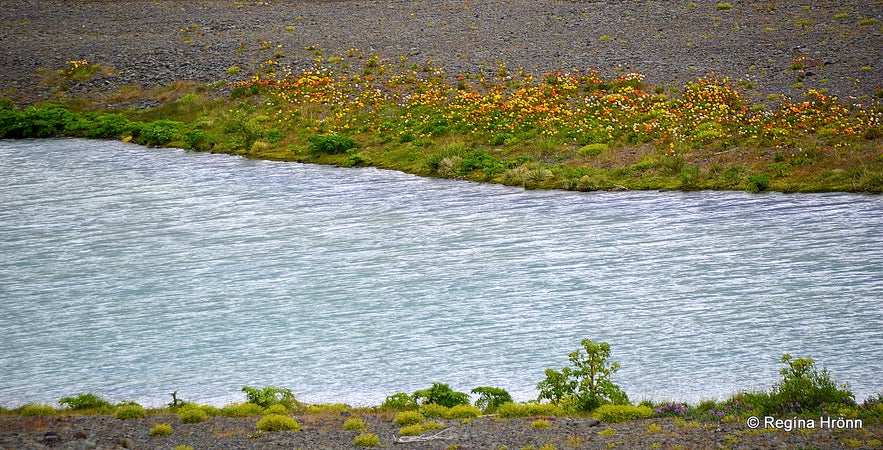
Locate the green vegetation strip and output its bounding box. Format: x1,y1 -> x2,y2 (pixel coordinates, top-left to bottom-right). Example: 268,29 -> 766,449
1,56 -> 882,192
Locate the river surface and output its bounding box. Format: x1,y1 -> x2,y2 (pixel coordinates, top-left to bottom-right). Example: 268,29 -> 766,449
1,138 -> 881,408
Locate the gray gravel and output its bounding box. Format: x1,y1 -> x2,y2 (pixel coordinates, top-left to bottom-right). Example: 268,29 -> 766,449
1,0 -> 881,106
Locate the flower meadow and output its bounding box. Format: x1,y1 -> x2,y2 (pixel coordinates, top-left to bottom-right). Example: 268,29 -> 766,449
2,53 -> 881,192
219,52 -> 882,192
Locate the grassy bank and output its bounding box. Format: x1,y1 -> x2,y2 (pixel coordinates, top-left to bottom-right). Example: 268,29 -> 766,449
2,55 -> 882,193
3,343 -> 882,449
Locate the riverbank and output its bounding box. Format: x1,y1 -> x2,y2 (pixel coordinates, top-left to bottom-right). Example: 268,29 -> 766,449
2,409 -> 880,449
1,0 -> 882,193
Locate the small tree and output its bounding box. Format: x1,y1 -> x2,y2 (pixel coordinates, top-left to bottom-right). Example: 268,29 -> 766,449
471,386 -> 513,413
767,354 -> 853,413
537,339 -> 629,411
412,382 -> 470,408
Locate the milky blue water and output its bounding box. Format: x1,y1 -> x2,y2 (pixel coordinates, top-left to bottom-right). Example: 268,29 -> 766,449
1,138 -> 881,408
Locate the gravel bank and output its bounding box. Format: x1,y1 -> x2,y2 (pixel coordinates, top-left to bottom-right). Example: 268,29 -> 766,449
1,413 -> 879,449
1,0 -> 881,105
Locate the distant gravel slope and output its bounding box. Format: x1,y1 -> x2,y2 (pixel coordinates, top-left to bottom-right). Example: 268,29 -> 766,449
1,0 -> 881,105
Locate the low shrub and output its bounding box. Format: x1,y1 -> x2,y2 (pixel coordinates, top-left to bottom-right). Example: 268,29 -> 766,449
149,423 -> 173,437
255,414 -> 301,432
221,402 -> 265,417
353,432 -> 382,447
308,133 -> 357,154
242,385 -> 298,409
19,404 -> 57,416
592,404 -> 653,422
343,417 -> 368,431
578,143 -> 608,157
496,402 -> 565,418
138,120 -> 183,146
264,404 -> 288,415
178,406 -> 208,424
446,404 -> 481,419
394,410 -> 425,426
746,174 -> 770,192
398,424 -> 424,436
115,403 -> 146,420
531,419 -> 551,429
420,403 -> 450,418
173,446 -> 193,450
58,393 -> 113,412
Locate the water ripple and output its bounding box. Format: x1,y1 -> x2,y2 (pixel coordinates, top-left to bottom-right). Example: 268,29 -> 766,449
1,139 -> 881,407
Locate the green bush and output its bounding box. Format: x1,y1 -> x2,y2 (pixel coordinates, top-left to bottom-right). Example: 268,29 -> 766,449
138,120 -> 183,146
393,410 -> 424,426
178,406 -> 208,424
472,386 -> 513,413
19,403 -> 57,416
264,404 -> 288,415
0,105 -> 74,138
496,402 -> 565,418
255,414 -> 301,432
58,393 -> 113,412
381,392 -> 416,410
353,432 -> 382,447
343,417 -> 368,431
221,402 -> 265,417
149,423 -> 173,437
761,354 -> 854,415
537,339 -> 629,411
747,174 -> 770,192
446,404 -> 481,419
307,133 -> 357,154
592,404 -> 653,422
242,385 -> 297,409
115,403 -> 146,420
531,419 -> 551,429
413,382 -> 470,408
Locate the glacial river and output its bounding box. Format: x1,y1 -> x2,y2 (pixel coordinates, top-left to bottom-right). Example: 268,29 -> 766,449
1,138 -> 881,407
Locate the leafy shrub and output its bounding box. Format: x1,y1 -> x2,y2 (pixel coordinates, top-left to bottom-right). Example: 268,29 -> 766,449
472,386 -> 513,413
398,424 -> 424,436
221,402 -> 265,417
307,133 -> 357,154
419,403 -> 450,418
58,393 -> 113,412
496,402 -> 564,418
758,354 -> 854,415
178,406 -> 208,424
138,120 -> 183,146
0,105 -> 74,138
241,386 -> 298,409
115,403 -> 146,419
393,410 -> 425,426
149,423 -> 173,437
413,382 -> 470,408
381,392 -> 416,410
746,174 -> 770,192
592,404 -> 653,422
446,404 -> 481,419
652,402 -> 690,417
255,414 -> 301,432
354,433 -> 382,447
305,403 -> 349,414
19,403 -> 57,416
537,339 -> 629,411
343,417 -> 368,431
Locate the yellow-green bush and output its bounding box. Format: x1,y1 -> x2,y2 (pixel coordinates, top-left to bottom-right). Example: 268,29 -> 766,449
398,424 -> 424,436
446,404 -> 481,419
255,414 -> 301,432
115,404 -> 146,420
419,403 -> 450,418
178,406 -> 208,424
264,404 -> 288,415
18,404 -> 57,416
591,404 -> 653,422
149,423 -> 173,437
353,432 -> 382,447
343,417 -> 368,431
496,402 -> 564,418
221,402 -> 265,417
394,410 -> 425,426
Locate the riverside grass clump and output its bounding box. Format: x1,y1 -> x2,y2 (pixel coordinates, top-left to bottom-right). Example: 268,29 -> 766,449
1,52 -> 881,193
